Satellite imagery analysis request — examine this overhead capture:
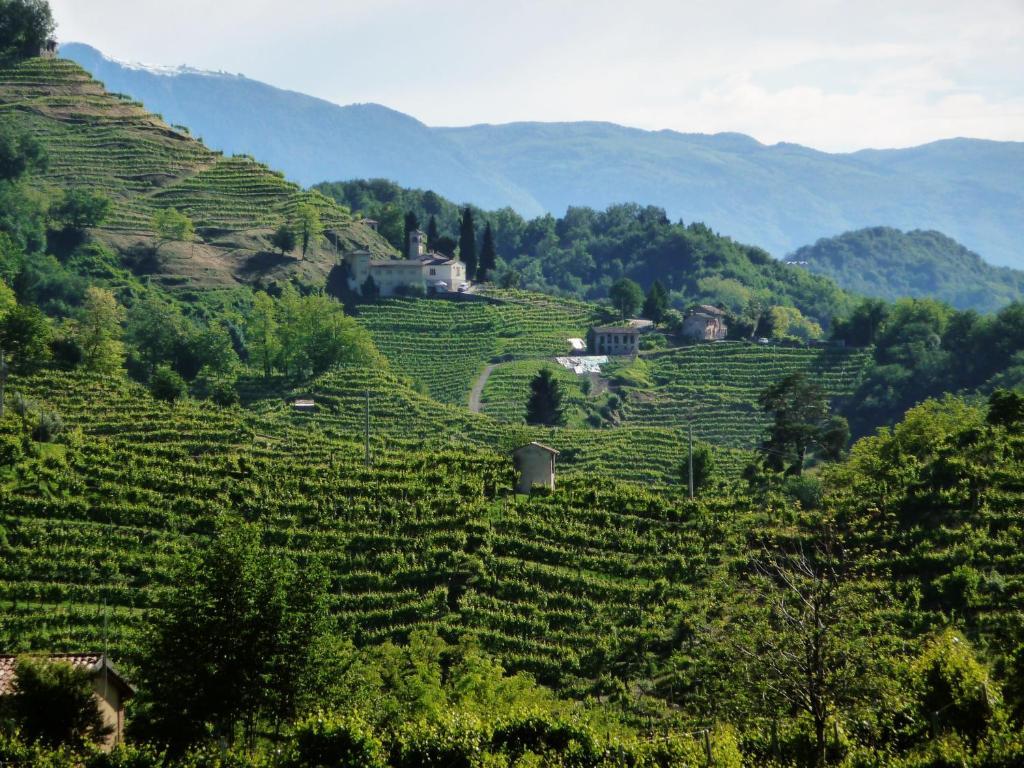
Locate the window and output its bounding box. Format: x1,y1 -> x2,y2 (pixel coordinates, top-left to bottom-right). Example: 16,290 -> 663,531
429,268 -> 436,276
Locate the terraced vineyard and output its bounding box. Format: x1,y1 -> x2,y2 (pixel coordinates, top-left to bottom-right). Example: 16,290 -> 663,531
253,365 -> 748,485
480,360 -> 589,423
622,343 -> 872,449
0,369 -> 749,696
357,295 -> 599,404
0,56 -> 385,286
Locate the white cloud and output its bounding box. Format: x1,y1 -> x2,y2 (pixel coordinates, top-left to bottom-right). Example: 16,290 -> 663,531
49,0 -> 1024,150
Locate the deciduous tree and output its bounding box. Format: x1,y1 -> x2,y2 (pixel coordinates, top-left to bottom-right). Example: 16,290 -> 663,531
0,0 -> 55,64
270,224 -> 296,256
9,657 -> 110,747
292,202 -> 323,259
74,285 -> 124,373
153,207 -> 194,252
609,278 -> 643,320
759,372 -> 849,475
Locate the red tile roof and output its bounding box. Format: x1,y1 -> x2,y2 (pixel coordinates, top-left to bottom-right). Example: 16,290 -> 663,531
0,654 -> 134,697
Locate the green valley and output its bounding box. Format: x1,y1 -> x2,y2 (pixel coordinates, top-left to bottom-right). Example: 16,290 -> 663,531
1,5 -> 1024,766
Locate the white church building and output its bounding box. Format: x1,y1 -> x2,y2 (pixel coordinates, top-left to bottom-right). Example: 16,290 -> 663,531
343,230 -> 468,298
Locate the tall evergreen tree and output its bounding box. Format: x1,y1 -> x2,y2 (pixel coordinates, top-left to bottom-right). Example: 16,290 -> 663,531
403,210 -> 419,257
525,367 -> 565,427
426,215 -> 439,250
459,207 -> 477,280
478,221 -> 497,282
642,280 -> 668,323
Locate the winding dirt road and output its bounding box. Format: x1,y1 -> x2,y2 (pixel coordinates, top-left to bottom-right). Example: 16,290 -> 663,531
468,363 -> 499,413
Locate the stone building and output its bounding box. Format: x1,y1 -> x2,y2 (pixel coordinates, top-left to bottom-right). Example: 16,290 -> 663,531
0,654 -> 134,750
343,230 -> 467,298
589,325 -> 640,356
682,305 -> 728,341
512,442 -> 558,493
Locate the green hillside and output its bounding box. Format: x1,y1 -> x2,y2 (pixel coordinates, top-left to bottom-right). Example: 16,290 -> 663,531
0,368 -> 741,681
317,179 -> 855,329
791,226 -> 1024,313
0,56 -> 390,292
619,343 -> 871,447
356,291 -> 597,405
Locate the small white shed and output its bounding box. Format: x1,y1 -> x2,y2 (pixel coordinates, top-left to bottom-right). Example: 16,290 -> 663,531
512,442 -> 559,494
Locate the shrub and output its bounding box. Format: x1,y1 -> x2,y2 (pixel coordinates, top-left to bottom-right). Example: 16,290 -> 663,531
9,657 -> 111,747
32,409 -> 64,442
912,630 -> 999,744
150,364 -> 187,402
287,712 -> 387,768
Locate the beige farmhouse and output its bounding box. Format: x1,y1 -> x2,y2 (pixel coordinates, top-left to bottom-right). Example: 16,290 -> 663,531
344,230 -> 467,298
589,325 -> 640,356
513,442 -> 558,493
0,654 -> 134,750
682,305 -> 728,341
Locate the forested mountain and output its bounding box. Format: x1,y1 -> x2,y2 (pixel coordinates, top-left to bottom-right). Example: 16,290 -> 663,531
791,227 -> 1024,313
61,43 -> 1024,268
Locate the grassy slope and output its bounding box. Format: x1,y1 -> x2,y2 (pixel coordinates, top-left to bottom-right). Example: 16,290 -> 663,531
0,56 -> 390,291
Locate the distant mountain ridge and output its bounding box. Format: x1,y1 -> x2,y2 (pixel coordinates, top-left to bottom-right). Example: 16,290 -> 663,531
791,227 -> 1024,314
61,43 -> 1024,269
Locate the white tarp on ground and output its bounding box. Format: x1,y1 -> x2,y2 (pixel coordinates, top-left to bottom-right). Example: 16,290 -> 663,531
555,356 -> 609,375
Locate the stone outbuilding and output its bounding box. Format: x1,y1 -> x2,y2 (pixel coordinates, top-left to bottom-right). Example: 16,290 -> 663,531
682,305 -> 728,341
512,442 -> 559,494
0,654 -> 134,750
589,325 -> 640,356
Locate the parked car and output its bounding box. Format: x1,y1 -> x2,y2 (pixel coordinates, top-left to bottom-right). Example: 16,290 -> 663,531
457,282 -> 471,293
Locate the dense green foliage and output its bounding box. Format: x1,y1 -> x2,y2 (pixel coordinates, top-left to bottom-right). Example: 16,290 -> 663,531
793,227 -> 1024,314
0,0 -> 53,65
317,180 -> 855,328
834,297 -> 1024,435
2,16 -> 1024,766
4,657 -> 108,747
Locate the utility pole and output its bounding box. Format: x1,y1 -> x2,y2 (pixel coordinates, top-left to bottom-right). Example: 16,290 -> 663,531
364,390 -> 371,467
0,346 -> 6,419
687,421 -> 694,500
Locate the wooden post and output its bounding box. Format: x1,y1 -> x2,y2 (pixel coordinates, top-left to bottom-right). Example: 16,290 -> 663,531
364,390 -> 370,467
0,346 -> 6,419
703,728 -> 712,764
688,421 -> 694,500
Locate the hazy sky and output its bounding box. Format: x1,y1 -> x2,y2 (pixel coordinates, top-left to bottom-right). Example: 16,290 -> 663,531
49,0 -> 1024,151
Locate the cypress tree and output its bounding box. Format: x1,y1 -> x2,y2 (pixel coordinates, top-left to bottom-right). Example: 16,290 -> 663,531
525,368 -> 565,427
643,280 -> 669,323
426,215 -> 439,250
403,211 -> 419,257
478,222 -> 497,282
459,208 -> 477,280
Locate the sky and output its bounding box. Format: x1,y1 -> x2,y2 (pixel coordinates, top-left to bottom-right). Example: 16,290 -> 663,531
48,0 -> 1024,152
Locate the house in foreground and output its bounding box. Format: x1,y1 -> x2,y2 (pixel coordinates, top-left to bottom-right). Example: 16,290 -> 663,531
513,442 -> 559,493
682,305 -> 728,341
0,654 -> 134,749
343,230 -> 467,298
